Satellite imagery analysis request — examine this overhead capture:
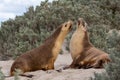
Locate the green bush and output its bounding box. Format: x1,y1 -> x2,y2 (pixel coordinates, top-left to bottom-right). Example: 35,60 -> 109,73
93,30 -> 120,80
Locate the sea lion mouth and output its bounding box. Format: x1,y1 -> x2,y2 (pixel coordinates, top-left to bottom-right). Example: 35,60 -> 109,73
78,18 -> 87,31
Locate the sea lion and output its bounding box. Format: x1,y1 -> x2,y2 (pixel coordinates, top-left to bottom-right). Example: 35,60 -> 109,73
10,20 -> 73,76
69,18 -> 111,69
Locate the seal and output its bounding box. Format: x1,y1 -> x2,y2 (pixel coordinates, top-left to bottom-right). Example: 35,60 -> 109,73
69,18 -> 111,69
10,20 -> 73,76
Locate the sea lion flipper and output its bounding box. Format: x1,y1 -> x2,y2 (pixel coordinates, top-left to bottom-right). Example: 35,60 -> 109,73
20,74 -> 34,78
70,57 -> 82,69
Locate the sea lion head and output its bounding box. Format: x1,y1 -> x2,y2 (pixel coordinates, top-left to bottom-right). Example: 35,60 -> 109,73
77,18 -> 87,32
61,20 -> 73,33
44,20 -> 73,42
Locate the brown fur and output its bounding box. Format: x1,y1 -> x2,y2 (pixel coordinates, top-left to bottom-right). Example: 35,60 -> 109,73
10,21 -> 73,76
69,18 -> 111,69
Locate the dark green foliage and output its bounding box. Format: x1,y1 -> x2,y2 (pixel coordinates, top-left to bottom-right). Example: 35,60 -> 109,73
93,30 -> 120,80
93,73 -> 108,80
88,24 -> 110,50
105,30 -> 120,80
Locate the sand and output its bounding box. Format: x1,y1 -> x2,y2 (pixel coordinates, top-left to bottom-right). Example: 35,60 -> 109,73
0,54 -> 105,80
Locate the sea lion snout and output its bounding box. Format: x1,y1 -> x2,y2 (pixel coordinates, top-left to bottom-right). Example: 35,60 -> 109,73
78,18 -> 83,25
77,18 -> 87,31
78,18 -> 86,27
65,20 -> 73,30
67,20 -> 73,25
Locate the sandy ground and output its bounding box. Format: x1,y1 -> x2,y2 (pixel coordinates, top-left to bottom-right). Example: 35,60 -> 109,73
0,54 -> 105,80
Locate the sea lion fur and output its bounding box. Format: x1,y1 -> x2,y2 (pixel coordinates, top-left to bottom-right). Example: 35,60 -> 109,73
69,18 -> 111,69
10,20 -> 73,76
